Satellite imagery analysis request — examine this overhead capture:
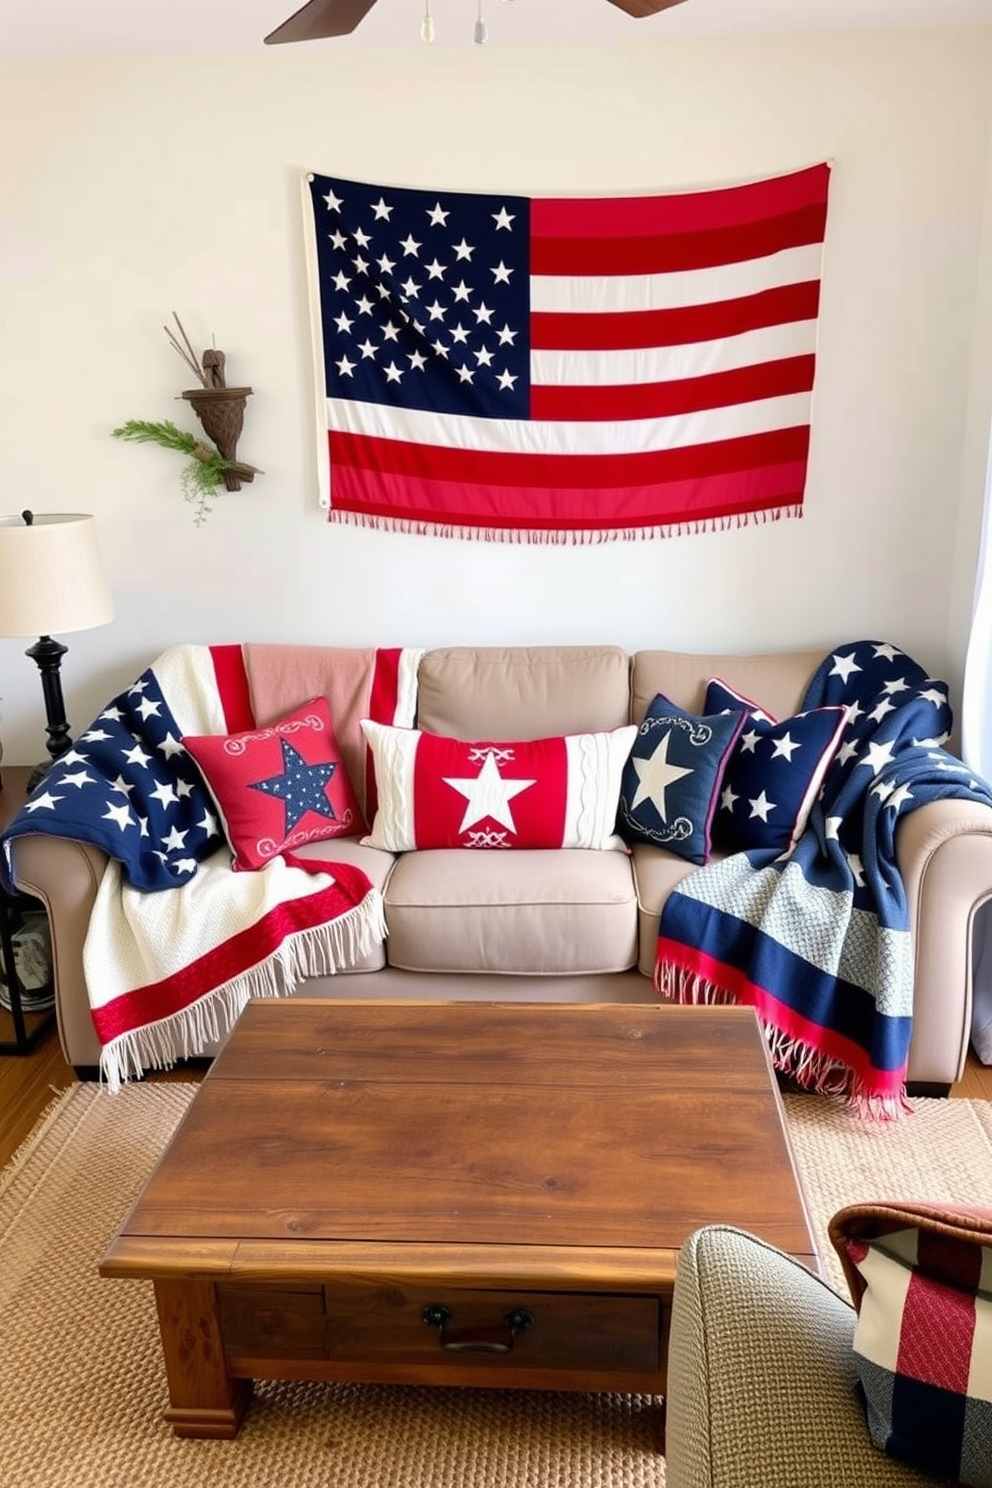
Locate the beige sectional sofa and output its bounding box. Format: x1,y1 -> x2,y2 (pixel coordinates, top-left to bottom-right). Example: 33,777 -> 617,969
10,642 -> 992,1086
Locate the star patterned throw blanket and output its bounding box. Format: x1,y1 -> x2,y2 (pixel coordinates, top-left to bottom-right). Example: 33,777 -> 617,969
655,640 -> 992,1117
0,643 -> 419,1089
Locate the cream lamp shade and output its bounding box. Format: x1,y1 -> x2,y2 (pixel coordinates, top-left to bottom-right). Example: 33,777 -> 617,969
0,512 -> 114,637
0,511 -> 114,789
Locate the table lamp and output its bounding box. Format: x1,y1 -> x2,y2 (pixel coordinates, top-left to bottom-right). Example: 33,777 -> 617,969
0,511 -> 114,791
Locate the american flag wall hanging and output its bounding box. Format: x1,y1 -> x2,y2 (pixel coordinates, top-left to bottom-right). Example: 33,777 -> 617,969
302,162 -> 831,544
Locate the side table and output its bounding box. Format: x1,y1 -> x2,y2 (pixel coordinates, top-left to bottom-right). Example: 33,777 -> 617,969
0,765 -> 57,1055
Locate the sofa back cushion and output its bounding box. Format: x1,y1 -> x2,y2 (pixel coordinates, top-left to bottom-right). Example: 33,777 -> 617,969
631,649 -> 824,728
417,646 -> 631,739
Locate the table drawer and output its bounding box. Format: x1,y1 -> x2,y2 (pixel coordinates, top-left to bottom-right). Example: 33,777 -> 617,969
219,1279 -> 661,1375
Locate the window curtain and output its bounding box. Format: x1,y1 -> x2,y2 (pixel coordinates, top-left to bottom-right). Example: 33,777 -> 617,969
961,441 -> 992,1064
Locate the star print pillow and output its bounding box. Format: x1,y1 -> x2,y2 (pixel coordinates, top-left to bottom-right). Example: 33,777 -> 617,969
184,697 -> 367,872
616,694 -> 747,864
359,720 -> 637,851
704,678 -> 848,854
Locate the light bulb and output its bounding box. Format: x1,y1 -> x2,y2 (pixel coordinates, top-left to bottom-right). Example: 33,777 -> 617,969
420,1 -> 434,42
473,17 -> 488,43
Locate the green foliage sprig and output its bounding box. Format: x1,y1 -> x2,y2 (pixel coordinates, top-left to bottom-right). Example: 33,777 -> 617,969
112,419 -> 234,526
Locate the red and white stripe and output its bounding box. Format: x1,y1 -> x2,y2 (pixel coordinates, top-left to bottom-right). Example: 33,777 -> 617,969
324,162 -> 830,541
85,644 -> 386,1090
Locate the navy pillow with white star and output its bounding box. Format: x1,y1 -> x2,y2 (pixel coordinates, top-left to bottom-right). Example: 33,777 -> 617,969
616,693 -> 746,864
705,678 -> 848,855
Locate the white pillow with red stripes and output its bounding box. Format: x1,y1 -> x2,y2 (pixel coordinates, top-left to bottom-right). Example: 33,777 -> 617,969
360,720 -> 637,851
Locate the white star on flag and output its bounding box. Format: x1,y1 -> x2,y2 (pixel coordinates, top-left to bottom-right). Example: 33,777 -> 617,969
103,801 -> 134,831
829,652 -> 862,684
24,791 -> 62,813
861,740 -> 898,775
60,770 -> 95,789
885,783 -> 915,812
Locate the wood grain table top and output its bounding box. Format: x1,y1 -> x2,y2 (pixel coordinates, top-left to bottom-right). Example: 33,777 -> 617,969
102,999 -> 819,1284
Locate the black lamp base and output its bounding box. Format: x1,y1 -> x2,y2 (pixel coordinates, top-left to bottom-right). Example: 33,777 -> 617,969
25,634 -> 72,794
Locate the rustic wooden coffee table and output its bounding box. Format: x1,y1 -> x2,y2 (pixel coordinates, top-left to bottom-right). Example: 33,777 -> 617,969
99,999 -> 818,1441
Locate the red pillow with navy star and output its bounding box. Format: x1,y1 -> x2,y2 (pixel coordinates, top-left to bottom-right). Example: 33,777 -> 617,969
184,696 -> 367,871
359,720 -> 637,850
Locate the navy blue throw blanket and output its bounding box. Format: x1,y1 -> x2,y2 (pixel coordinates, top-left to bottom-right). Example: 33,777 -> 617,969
656,640 -> 992,1116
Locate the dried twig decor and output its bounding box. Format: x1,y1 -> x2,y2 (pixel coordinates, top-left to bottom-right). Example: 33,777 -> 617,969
164,312 -> 211,387
112,314 -> 260,525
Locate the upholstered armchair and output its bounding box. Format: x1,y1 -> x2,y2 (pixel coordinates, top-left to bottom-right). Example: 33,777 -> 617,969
665,1225 -> 944,1488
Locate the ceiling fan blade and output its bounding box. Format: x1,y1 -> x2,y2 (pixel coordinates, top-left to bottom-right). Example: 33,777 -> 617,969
264,0 -> 379,44
605,0 -> 690,16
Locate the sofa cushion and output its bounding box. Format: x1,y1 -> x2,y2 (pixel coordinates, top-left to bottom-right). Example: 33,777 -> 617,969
704,678 -> 848,854
630,843 -> 704,977
828,1201 -> 992,1488
383,848 -> 639,975
617,694 -> 746,864
416,646 -> 631,738
185,697 -> 368,871
361,720 -> 636,852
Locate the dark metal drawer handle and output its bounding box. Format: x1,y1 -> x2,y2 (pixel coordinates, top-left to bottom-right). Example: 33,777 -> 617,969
421,1303 -> 534,1353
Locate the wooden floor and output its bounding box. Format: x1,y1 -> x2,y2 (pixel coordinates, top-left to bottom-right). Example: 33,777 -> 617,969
0,1018 -> 205,1169
3,1015 -> 992,1171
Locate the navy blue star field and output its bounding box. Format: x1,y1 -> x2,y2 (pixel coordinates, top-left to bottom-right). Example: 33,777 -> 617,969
0,669 -> 221,893
308,172 -> 532,422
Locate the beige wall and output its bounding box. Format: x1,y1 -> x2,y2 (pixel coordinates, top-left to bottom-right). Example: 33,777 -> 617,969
0,28 -> 990,759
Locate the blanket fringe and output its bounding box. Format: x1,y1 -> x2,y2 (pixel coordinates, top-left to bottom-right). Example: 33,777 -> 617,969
656,962 -> 911,1120
98,889 -> 387,1093
326,506 -> 803,546
655,962 -> 726,1003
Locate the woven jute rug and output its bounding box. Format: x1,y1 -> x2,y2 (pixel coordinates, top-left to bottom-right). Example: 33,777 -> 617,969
2,1084 -> 992,1488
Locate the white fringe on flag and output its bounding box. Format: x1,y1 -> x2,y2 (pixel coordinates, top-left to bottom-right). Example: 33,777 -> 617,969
98,889 -> 387,1094
327,506 -> 803,545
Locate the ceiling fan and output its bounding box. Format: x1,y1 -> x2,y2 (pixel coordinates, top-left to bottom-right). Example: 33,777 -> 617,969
264,0 -> 690,46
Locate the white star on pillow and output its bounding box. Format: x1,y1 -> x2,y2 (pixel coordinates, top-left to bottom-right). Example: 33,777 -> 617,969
443,750 -> 536,834
629,730 -> 694,822
748,790 -> 776,822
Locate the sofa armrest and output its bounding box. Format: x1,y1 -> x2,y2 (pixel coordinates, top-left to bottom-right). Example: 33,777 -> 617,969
666,1225 -> 938,1488
9,832 -> 108,1069
895,798 -> 992,1086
